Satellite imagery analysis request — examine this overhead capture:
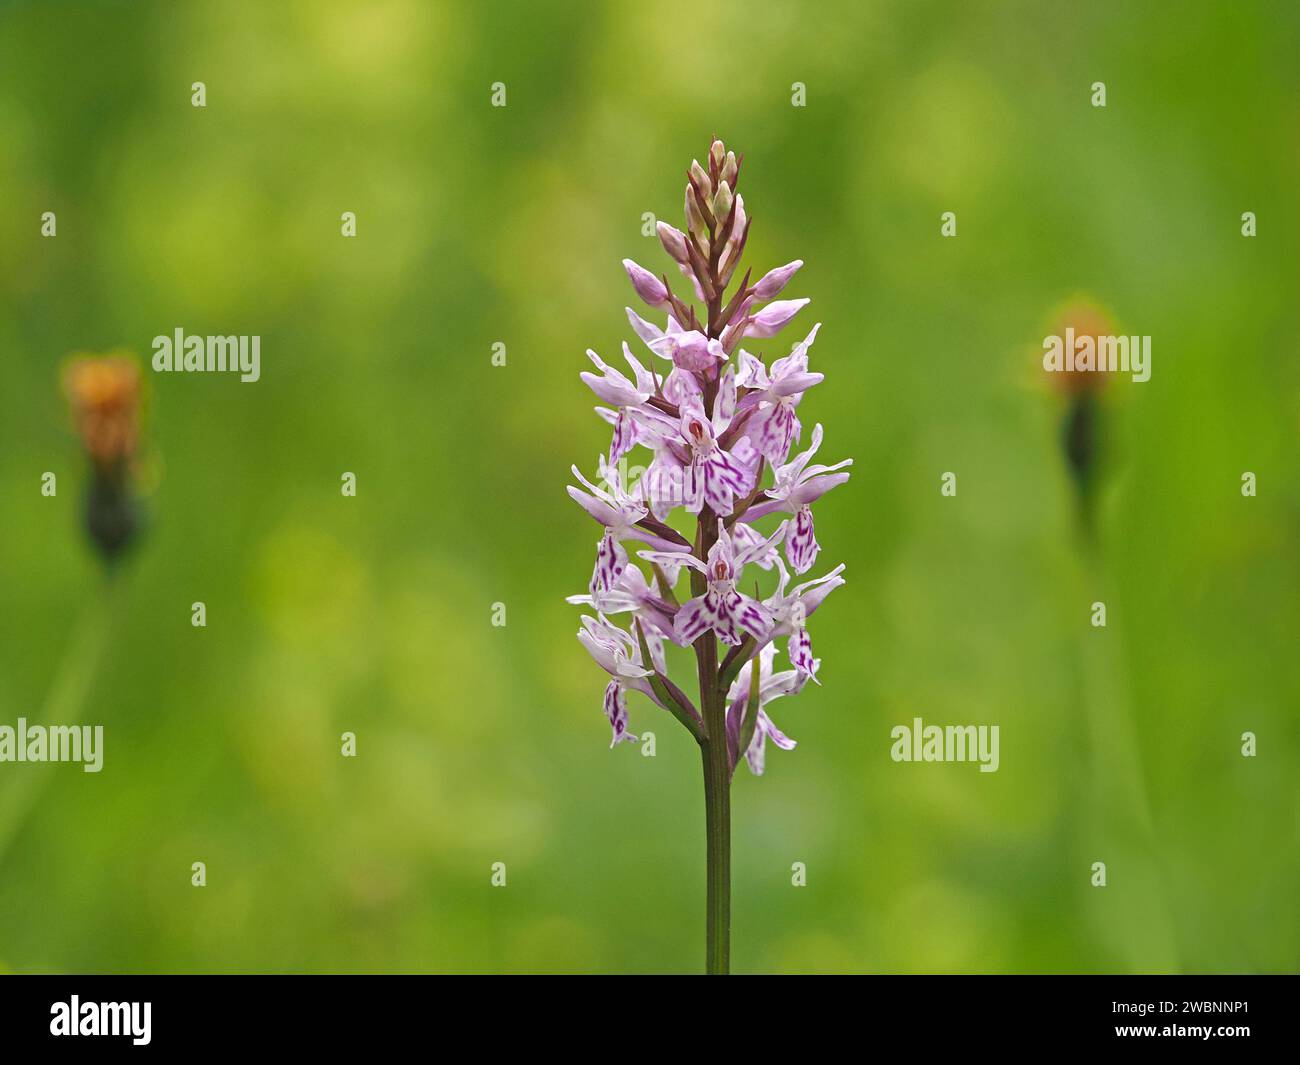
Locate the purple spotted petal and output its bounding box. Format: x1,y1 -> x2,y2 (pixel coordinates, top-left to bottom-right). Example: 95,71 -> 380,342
786,505 -> 819,574
591,531 -> 628,595
712,589 -> 745,645
755,403 -> 798,465
609,409 -> 637,463
789,628 -> 817,681
733,592 -> 774,641
673,593 -> 717,645
703,450 -> 752,516
604,681 -> 638,747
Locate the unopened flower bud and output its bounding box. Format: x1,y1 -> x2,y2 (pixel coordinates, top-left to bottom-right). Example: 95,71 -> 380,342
685,184 -> 707,241
721,151 -> 737,188
745,298 -> 809,338
712,181 -> 733,222
622,259 -> 669,307
689,159 -> 711,197
656,221 -> 691,266
710,139 -> 726,169
718,195 -> 747,277
753,260 -> 803,300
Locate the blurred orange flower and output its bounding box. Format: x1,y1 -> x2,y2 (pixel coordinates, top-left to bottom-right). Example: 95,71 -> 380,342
1046,297 -> 1117,396
61,353 -> 143,473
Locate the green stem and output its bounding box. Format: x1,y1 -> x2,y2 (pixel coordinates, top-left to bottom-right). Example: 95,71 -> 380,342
0,578 -> 119,869
693,168 -> 739,975
702,740 -> 730,974
1075,560 -> 1179,971
697,633 -> 730,975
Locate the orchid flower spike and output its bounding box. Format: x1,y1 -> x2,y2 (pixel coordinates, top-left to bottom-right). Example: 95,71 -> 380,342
566,138 -> 852,975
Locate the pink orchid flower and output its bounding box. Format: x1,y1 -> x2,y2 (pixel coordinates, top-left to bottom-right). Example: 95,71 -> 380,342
641,520 -> 786,646
743,422 -> 851,572
725,643 -> 806,775
734,325 -> 825,465
577,615 -> 664,746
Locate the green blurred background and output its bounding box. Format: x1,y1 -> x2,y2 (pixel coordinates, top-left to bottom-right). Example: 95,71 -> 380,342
1,0 -> 1297,973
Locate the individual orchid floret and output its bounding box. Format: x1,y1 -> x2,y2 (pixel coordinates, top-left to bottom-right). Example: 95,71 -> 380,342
568,458 -> 690,556
626,309 -> 707,404
743,422 -> 851,572
652,329 -> 726,373
642,520 -> 785,646
763,556 -> 845,681
577,615 -> 664,746
633,389 -> 754,518
744,297 -> 809,339
580,345 -> 656,408
622,258 -> 670,307
566,563 -> 678,648
734,325 -> 824,466
752,260 -> 802,301
584,337 -> 662,463
725,643 -> 805,775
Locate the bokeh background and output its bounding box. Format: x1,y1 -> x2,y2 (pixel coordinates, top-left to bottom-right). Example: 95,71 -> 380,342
1,0 -> 1297,973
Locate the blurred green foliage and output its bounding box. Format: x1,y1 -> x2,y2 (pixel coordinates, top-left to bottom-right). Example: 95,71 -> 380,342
0,0 -> 1297,973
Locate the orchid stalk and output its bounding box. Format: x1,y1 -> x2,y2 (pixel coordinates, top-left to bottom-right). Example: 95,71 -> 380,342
568,139 -> 850,973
